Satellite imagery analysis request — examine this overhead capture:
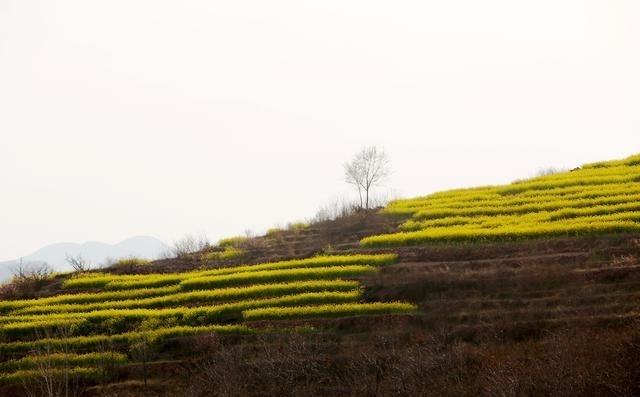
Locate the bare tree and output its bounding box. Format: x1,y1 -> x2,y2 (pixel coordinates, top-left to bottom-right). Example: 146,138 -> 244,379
344,146 -> 391,209
65,254 -> 90,273
12,259 -> 52,282
22,326 -> 87,397
3,261 -> 54,298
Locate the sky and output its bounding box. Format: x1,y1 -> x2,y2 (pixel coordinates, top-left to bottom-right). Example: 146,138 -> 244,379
1,0 -> 639,261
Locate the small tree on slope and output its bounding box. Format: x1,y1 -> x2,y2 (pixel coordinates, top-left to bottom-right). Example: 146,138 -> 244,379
344,146 -> 390,210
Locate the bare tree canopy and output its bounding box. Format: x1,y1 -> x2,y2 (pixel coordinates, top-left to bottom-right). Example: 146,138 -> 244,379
12,260 -> 52,282
344,146 -> 391,210
65,254 -> 90,273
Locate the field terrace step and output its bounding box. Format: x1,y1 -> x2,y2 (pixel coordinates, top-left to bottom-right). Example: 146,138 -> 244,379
446,312 -> 640,343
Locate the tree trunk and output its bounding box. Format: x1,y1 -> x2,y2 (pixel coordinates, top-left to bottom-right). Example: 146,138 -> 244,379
365,188 -> 369,209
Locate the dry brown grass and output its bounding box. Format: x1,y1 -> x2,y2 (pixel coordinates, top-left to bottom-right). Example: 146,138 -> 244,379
174,323 -> 640,397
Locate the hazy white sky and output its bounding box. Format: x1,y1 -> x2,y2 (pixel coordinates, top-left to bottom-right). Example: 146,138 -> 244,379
1,1 -> 639,260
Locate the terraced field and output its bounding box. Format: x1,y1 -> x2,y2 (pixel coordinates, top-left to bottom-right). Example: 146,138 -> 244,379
0,254 -> 415,387
364,235 -> 640,335
3,154 -> 640,396
362,154 -> 640,246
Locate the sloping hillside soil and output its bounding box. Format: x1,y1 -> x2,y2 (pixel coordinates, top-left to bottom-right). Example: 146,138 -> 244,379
6,212 -> 640,397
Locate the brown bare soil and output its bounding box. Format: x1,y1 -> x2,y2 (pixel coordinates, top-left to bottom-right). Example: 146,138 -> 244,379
143,209 -> 401,274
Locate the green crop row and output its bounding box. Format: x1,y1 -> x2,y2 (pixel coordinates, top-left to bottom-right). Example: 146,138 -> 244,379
62,254 -> 395,291
243,302 -> 417,320
365,155 -> 640,247
412,195 -> 640,220
6,291 -> 361,324
389,167 -> 640,208
218,236 -> 248,247
361,220 -> 640,247
496,174 -> 640,196
195,254 -> 396,277
0,319 -> 86,341
0,324 -> 252,354
401,209 -> 640,233
396,165 -> 639,204
0,291 -> 362,338
63,274 -> 182,290
103,276 -> 185,290
392,184 -> 640,213
0,286 -> 181,314
384,182 -> 640,216
13,280 -> 360,315
179,265 -> 376,290
521,164 -> 640,181
582,154 -> 640,169
0,352 -> 127,372
0,367 -> 103,386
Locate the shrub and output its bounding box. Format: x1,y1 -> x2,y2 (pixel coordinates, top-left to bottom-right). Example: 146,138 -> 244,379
287,222 -> 309,232
218,236 -> 248,248
111,257 -> 151,269
170,234 -> 211,258
265,227 -> 283,237
1,263 -> 54,299
202,247 -> 246,261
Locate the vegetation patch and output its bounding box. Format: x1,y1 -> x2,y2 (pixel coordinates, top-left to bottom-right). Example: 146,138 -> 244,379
0,252 -> 411,391
0,325 -> 253,354
0,352 -> 127,372
61,254 -> 394,291
179,265 -> 376,290
243,302 -> 417,320
0,367 -> 103,386
202,246 -> 246,261
15,280 -> 360,314
364,154 -> 640,246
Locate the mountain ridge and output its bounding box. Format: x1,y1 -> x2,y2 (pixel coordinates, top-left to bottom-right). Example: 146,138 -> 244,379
0,236 -> 168,282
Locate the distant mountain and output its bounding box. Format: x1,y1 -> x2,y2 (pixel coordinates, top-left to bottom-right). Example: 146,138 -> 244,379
0,236 -> 169,283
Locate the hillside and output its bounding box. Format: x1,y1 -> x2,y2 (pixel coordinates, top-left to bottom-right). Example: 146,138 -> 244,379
1,154 -> 640,397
